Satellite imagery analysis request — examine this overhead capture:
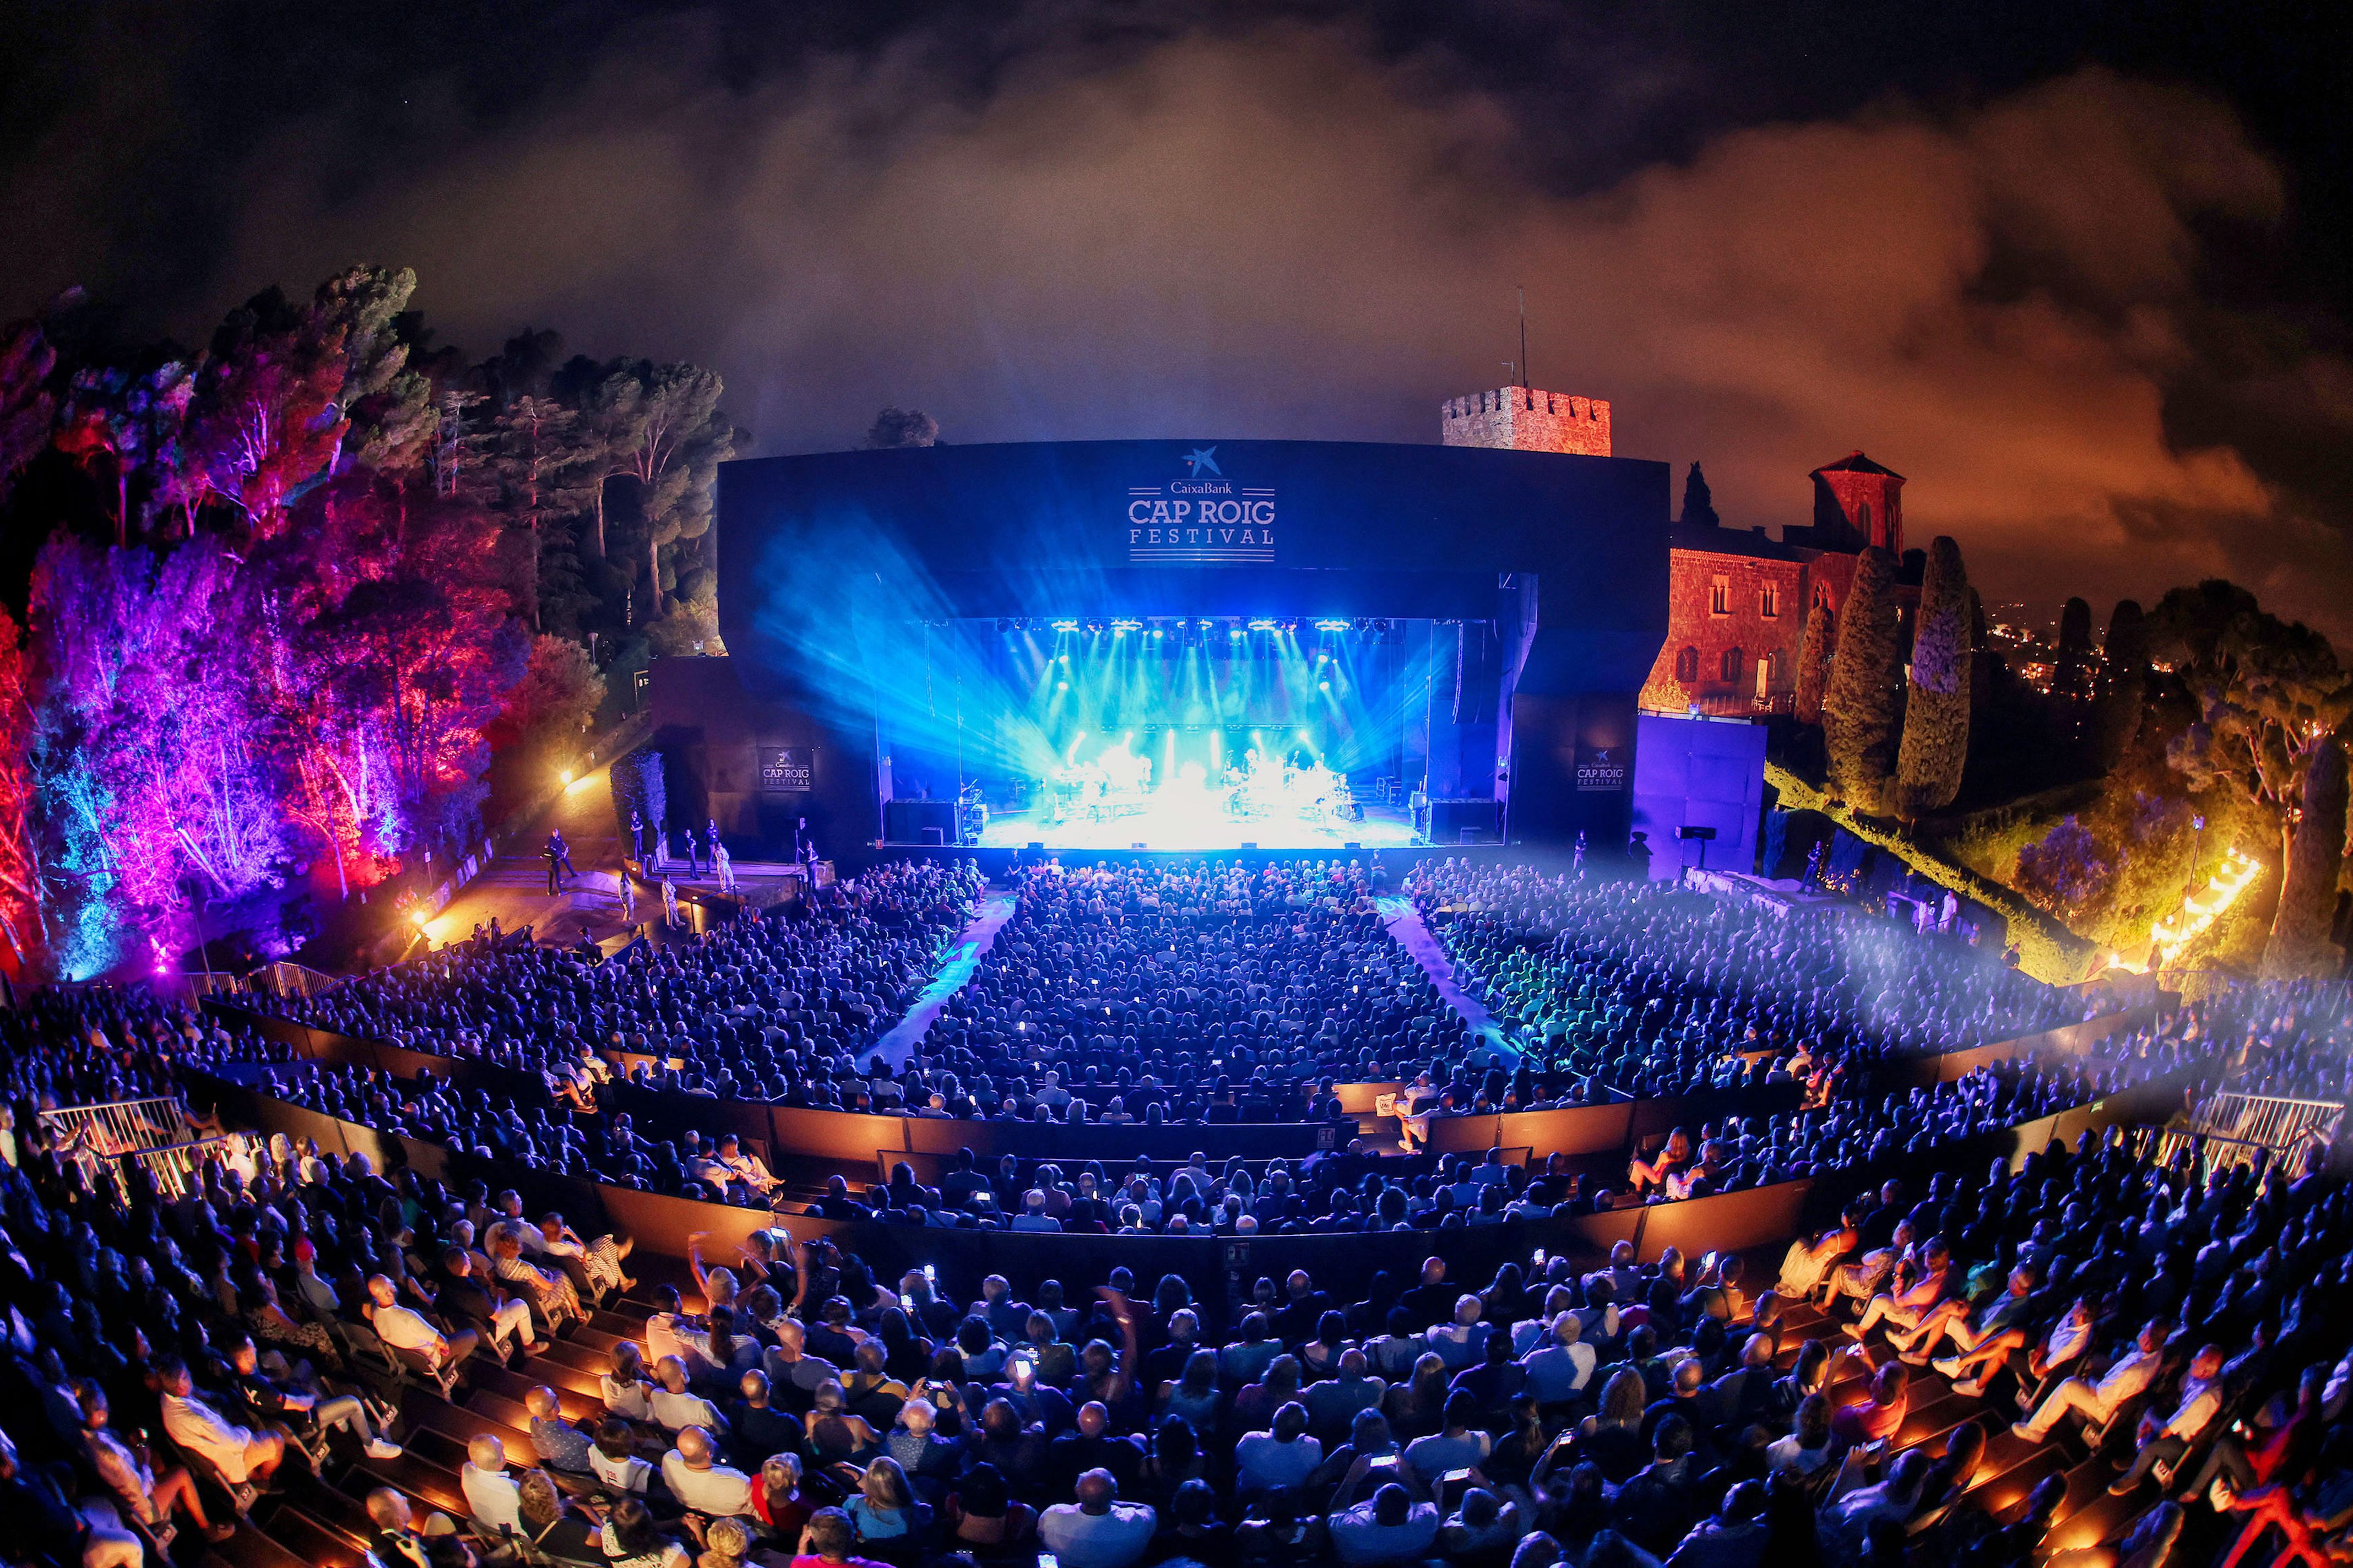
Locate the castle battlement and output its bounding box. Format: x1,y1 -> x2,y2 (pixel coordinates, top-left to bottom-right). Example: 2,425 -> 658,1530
1441,386 -> 1612,457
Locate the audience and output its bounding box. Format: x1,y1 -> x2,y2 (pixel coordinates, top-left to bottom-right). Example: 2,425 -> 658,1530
4,856 -> 2348,1568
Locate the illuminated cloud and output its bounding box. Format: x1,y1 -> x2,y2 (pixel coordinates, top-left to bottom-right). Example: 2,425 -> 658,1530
17,13 -> 2350,639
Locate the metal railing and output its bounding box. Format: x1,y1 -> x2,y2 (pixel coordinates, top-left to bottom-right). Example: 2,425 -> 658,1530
36,1096 -> 193,1158
2150,1128 -> 2279,1180
2183,1091 -> 2343,1151
120,1134 -> 258,1200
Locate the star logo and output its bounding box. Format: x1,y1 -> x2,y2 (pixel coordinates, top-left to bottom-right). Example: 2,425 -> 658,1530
1181,446 -> 1222,477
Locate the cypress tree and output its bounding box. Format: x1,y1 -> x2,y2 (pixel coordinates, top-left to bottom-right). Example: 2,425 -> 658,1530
2054,595 -> 2095,701
1679,463 -> 1719,528
1894,536 -> 1971,819
2262,737 -> 2348,980
1794,599 -> 1834,725
2093,599 -> 2147,767
1823,545 -> 1900,814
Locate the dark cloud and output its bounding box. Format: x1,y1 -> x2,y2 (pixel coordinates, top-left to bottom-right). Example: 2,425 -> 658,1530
6,6 -> 2351,639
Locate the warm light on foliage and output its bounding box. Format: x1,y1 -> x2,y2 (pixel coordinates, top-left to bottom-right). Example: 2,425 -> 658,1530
2137,846 -> 2260,969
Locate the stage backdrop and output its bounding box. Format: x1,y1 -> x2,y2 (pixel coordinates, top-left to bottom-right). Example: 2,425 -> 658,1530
703,439 -> 1669,856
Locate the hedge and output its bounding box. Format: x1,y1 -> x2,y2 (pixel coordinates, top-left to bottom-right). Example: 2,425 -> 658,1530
1766,762 -> 2100,984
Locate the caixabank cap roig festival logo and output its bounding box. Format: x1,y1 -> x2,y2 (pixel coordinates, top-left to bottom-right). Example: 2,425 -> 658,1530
1125,446 -> 1275,563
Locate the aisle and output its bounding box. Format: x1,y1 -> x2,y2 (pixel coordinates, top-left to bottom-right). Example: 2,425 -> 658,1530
1376,894 -> 1520,1066
871,889 -> 1018,1067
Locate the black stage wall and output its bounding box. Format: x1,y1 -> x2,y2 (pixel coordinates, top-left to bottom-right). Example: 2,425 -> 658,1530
697,438 -> 1667,856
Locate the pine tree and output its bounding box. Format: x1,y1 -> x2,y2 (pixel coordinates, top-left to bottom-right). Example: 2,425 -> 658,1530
1678,462 -> 1718,528
867,408 -> 939,448
2262,736 -> 2347,980
1794,599 -> 1834,725
1894,536 -> 1971,818
1823,546 -> 1901,814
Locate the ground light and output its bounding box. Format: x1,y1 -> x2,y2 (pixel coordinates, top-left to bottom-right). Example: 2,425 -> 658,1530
2118,845 -> 2262,971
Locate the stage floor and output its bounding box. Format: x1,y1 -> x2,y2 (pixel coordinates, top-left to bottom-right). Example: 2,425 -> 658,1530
973,801 -> 1420,852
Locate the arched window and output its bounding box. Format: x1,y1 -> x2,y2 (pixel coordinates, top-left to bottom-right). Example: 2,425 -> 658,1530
1858,501 -> 1873,538
1674,646 -> 1699,682
1720,647 -> 1743,682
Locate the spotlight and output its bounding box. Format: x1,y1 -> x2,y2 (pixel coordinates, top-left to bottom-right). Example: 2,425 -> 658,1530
1230,627 -> 1246,638
996,618 -> 1014,633
1249,618 -> 1277,631
1319,680 -> 1331,691
560,768 -> 575,785
409,909 -> 431,930
1112,618 -> 1141,632
1316,619 -> 1349,632
1058,680 -> 1070,691
1051,619 -> 1078,632
1152,627 -> 1164,638
1197,619 -> 1213,629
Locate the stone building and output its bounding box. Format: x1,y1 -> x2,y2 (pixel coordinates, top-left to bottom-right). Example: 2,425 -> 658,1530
1439,386 -> 1907,718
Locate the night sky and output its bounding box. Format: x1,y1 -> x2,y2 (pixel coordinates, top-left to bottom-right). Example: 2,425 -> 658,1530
4,1 -> 2350,638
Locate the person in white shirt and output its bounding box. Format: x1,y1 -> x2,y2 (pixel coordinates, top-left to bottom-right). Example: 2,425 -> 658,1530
1520,1312 -> 1595,1405
80,1380 -> 236,1545
2108,1345 -> 2228,1495
2012,1319 -> 2167,1442
365,1275 -> 480,1369
1939,1294 -> 2092,1399
651,1357 -> 727,1433
660,1427 -> 753,1516
589,1419 -> 655,1496
462,1435 -> 523,1538
1329,1482 -> 1441,1566
602,1343 -> 657,1422
491,1192 -> 547,1255
1234,1404 -> 1324,1496
158,1356 -> 288,1491
1038,1468 -> 1156,1568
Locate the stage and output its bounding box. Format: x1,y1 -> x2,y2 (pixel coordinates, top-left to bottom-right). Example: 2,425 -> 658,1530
971,798 -> 1418,851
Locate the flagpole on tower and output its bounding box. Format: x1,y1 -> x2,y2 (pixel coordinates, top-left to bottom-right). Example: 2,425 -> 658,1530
1517,286 -> 1528,389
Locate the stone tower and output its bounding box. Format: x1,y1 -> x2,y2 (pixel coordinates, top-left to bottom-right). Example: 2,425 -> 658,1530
1796,451 -> 1905,556
1440,386 -> 1612,457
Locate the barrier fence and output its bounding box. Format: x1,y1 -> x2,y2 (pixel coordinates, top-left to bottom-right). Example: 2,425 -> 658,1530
121,1133 -> 261,1200
2183,1090 -> 2344,1152
36,1095 -> 193,1157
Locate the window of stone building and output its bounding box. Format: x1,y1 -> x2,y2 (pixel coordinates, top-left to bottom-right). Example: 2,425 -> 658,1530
1758,582 -> 1778,618
1720,647 -> 1743,682
1709,576 -> 1729,616
1674,645 -> 1699,682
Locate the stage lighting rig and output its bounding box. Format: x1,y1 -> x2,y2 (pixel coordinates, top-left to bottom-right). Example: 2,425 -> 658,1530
1248,618 -> 1278,631
1050,618 -> 1078,632
1315,619 -> 1349,632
